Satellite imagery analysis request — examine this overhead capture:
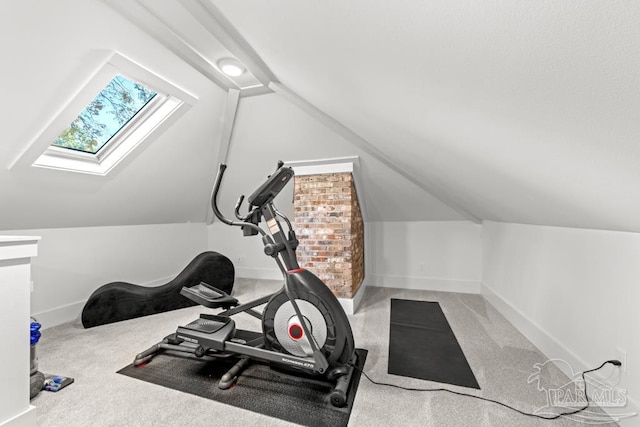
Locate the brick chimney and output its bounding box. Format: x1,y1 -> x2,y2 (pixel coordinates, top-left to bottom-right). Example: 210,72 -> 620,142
293,172 -> 364,298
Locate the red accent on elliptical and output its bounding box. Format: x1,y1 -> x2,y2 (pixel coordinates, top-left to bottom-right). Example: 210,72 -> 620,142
287,268 -> 305,274
288,324 -> 304,340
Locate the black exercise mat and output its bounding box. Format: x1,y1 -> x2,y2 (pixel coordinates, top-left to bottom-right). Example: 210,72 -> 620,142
118,348 -> 367,427
388,299 -> 480,389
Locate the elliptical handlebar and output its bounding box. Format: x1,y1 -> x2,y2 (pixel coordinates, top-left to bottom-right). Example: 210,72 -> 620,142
211,163 -> 265,236
234,195 -> 246,221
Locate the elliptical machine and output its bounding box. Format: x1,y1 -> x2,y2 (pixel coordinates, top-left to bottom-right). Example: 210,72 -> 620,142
133,162 -> 358,407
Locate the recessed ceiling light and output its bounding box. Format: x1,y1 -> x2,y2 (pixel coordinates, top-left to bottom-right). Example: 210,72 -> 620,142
218,58 -> 245,77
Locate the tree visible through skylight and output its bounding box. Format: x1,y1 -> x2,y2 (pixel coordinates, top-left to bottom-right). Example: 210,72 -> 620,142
52,75 -> 157,154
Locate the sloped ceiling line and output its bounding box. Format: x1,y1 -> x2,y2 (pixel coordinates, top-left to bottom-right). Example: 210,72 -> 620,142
217,89 -> 241,165
179,0 -> 278,86
101,0 -> 230,89
108,0 -> 249,92
107,0 -> 480,223
102,0 -> 272,96
269,82 -> 481,224
175,2 -> 480,223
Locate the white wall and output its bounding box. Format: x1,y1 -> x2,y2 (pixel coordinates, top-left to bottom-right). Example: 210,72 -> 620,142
208,222 -> 282,280
482,220 -> 639,416
369,221 -> 482,293
209,220 -> 482,294
1,223 -> 208,328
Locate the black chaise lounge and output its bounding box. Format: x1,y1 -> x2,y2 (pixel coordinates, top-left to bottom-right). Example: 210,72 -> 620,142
81,251 -> 234,328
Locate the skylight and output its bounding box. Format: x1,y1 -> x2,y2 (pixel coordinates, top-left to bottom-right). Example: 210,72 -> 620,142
51,75 -> 157,155
10,52 -> 197,176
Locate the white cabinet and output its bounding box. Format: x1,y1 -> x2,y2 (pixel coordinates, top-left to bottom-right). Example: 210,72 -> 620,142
0,236 -> 40,427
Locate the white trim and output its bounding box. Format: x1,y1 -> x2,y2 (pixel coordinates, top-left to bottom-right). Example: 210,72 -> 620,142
207,89 -> 241,224
177,0 -> 277,86
10,52 -> 197,177
0,237 -> 40,260
481,283 -> 575,365
100,0 -> 230,89
217,89 -> 241,165
32,96 -> 183,176
32,300 -> 85,330
285,156 -> 357,176
0,405 -> 36,427
337,277 -> 368,315
284,156 -> 369,222
481,282 -> 639,423
0,236 -> 41,243
103,0 -> 273,91
239,85 -> 272,97
234,267 -> 283,281
370,274 -> 481,294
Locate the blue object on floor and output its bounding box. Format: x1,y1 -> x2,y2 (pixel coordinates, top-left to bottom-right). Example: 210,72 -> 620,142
30,321 -> 41,345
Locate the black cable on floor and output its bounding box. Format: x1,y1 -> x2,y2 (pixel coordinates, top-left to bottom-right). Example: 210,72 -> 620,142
351,360 -> 621,420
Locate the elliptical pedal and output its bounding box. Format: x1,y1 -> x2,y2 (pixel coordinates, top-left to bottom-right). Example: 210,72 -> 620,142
180,282 -> 239,309
176,314 -> 236,353
182,314 -> 230,334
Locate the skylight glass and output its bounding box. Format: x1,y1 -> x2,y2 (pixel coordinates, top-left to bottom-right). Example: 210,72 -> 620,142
51,75 -> 157,154
10,52 -> 198,176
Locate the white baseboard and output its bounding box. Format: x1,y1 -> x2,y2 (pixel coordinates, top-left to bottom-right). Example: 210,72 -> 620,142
338,278 -> 368,315
481,283 -> 571,362
235,267 -> 283,281
1,405 -> 36,427
371,274 -> 481,294
32,275 -> 176,330
32,300 -> 85,330
481,283 -> 639,425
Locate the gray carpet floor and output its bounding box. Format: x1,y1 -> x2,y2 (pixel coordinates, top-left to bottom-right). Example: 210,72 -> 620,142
32,279 -> 617,426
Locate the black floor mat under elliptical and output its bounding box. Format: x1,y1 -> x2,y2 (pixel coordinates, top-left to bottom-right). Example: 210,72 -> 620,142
388,299 -> 480,389
118,347 -> 367,427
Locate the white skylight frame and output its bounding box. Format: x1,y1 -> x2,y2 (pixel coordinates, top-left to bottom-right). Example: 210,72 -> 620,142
10,52 -> 197,176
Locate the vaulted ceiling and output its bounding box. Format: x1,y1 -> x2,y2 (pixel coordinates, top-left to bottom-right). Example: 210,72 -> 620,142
2,0 -> 640,232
